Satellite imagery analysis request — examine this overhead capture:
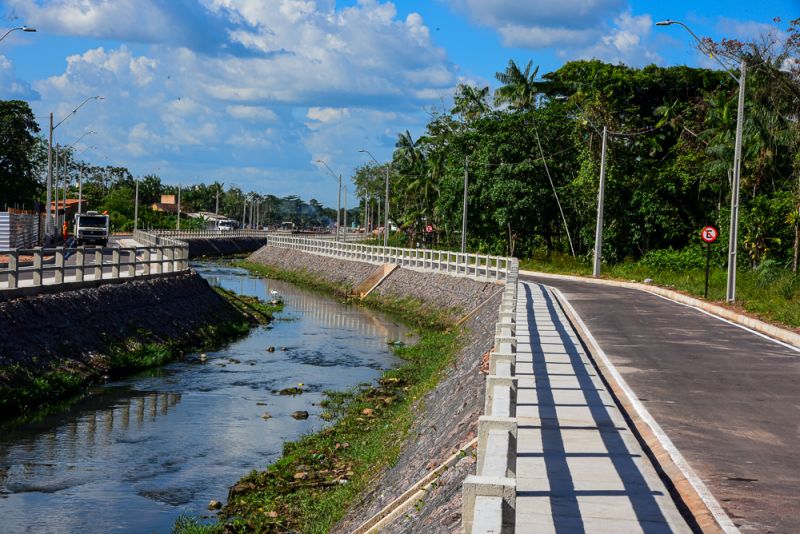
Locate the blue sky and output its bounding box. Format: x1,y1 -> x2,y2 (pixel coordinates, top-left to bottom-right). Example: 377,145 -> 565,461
1,0 -> 796,206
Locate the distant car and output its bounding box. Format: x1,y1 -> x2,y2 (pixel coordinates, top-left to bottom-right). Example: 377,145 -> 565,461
218,220 -> 236,232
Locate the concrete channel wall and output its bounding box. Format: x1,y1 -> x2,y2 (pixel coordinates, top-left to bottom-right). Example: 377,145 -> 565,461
0,271 -> 242,379
247,243 -> 519,533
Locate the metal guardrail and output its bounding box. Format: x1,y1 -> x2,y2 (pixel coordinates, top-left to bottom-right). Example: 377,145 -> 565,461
266,235 -> 513,281
0,232 -> 189,292
463,260 -> 519,533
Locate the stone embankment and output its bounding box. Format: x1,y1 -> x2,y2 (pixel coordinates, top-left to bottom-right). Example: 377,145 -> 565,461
0,272 -> 242,399
247,245 -> 502,532
249,245 -> 499,319
184,237 -> 267,258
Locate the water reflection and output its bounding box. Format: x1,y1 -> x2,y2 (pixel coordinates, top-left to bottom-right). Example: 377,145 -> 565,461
0,262 -> 410,533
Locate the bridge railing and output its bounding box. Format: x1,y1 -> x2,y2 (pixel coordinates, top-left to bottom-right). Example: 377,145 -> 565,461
147,229 -> 268,239
266,234 -> 513,281
0,233 -> 188,293
463,259 -> 519,533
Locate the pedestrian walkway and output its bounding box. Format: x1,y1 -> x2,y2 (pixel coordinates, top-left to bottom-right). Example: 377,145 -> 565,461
514,282 -> 690,533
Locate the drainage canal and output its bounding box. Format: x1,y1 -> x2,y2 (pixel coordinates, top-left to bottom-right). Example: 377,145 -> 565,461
0,261 -> 413,533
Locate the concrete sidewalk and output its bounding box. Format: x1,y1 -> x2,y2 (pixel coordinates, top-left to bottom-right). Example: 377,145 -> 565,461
514,281 -> 690,533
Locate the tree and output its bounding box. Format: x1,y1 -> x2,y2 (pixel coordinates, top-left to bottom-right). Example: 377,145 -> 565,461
495,59 -> 539,111
0,100 -> 41,209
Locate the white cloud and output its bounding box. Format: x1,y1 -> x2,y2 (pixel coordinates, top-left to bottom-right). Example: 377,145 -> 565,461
226,105 -> 278,121
448,0 -> 660,66
0,55 -> 39,99
574,11 -> 660,66
22,1 -> 455,204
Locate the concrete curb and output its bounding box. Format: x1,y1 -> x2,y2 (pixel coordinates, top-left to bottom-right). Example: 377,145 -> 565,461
520,269 -> 800,350
551,286 -> 739,534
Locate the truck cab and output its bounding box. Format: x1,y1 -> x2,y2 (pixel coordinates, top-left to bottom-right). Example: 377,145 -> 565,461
74,211 -> 110,246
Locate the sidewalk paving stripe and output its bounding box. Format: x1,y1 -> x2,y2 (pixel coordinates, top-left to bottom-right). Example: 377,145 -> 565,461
513,281 -> 691,533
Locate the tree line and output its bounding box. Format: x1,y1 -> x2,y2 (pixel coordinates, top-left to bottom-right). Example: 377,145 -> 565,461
353,19 -> 799,271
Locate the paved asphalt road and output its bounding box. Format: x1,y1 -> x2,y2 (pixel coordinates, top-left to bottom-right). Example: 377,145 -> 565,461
523,274 -> 800,534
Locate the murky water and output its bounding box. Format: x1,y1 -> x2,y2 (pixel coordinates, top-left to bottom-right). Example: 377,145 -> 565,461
0,262 -> 412,533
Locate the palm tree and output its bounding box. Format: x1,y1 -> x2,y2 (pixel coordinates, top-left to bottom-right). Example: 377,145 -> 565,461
452,84 -> 490,123
495,59 -> 539,111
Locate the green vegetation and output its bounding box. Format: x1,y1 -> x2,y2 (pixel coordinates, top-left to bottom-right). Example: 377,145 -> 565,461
173,262 -> 463,533
523,251 -> 800,329
213,286 -> 284,324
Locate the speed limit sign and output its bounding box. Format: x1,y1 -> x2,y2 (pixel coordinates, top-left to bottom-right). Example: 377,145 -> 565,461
701,226 -> 719,244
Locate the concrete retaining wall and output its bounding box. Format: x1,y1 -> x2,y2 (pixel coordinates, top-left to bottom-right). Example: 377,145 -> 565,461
185,236 -> 268,258
0,271 -> 242,374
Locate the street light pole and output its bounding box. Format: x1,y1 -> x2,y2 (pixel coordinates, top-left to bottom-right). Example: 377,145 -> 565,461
593,126 -> 608,277
134,177 -> 139,231
657,18 -> 745,303
359,149 -> 390,247
461,156 -> 468,253
727,61 -> 746,302
45,96 -> 103,242
0,26 -> 36,42
316,159 -> 342,241
177,185 -> 181,230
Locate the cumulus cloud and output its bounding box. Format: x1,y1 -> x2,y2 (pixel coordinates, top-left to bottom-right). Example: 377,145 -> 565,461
448,0 -> 660,66
571,11 -> 660,66
21,0 -> 454,201
449,0 -> 624,47
0,55 -> 39,100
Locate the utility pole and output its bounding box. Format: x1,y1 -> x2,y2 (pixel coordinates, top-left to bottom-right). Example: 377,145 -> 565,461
134,176 -> 139,231
46,113 -> 53,242
78,165 -> 84,215
242,196 -> 247,228
176,185 -> 181,230
343,183 -> 348,238
726,61 -> 746,303
215,186 -> 220,215
384,165 -> 389,247
593,126 -> 608,278
337,174 -> 342,241
461,156 -> 468,253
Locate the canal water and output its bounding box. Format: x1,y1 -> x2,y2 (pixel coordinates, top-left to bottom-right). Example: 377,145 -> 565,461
0,262 -> 412,533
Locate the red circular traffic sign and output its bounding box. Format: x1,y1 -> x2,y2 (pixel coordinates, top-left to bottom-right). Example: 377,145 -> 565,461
701,226 -> 719,244
425,224 -> 433,233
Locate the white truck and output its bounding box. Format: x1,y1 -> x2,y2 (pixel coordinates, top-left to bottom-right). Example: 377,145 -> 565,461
74,211 -> 110,246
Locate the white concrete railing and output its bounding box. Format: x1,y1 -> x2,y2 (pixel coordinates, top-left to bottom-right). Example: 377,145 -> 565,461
149,229 -> 268,239
463,259 -> 519,533
0,232 -> 189,293
266,235 -> 513,282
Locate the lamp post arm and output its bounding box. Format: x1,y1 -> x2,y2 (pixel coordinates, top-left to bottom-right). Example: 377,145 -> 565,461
658,20 -> 740,84
53,96 -> 103,131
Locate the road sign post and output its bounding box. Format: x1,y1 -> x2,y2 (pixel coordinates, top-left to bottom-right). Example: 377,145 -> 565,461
701,226 -> 719,298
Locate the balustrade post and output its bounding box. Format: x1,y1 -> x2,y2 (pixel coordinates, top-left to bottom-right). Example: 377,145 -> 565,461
142,249 -> 151,275
112,249 -> 120,278
8,250 -> 18,288
128,249 -> 136,277
54,248 -> 64,284
75,247 -> 85,282
93,248 -> 103,280
32,247 -> 43,286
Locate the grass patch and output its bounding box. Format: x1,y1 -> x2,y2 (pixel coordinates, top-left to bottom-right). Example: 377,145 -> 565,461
213,286 -> 284,325
521,251 -> 800,330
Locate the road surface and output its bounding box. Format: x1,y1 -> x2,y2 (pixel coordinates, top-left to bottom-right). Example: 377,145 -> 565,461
524,274 -> 800,533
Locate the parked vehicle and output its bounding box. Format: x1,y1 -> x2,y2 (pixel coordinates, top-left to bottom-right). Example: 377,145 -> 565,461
74,211 -> 109,246
217,220 -> 237,232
